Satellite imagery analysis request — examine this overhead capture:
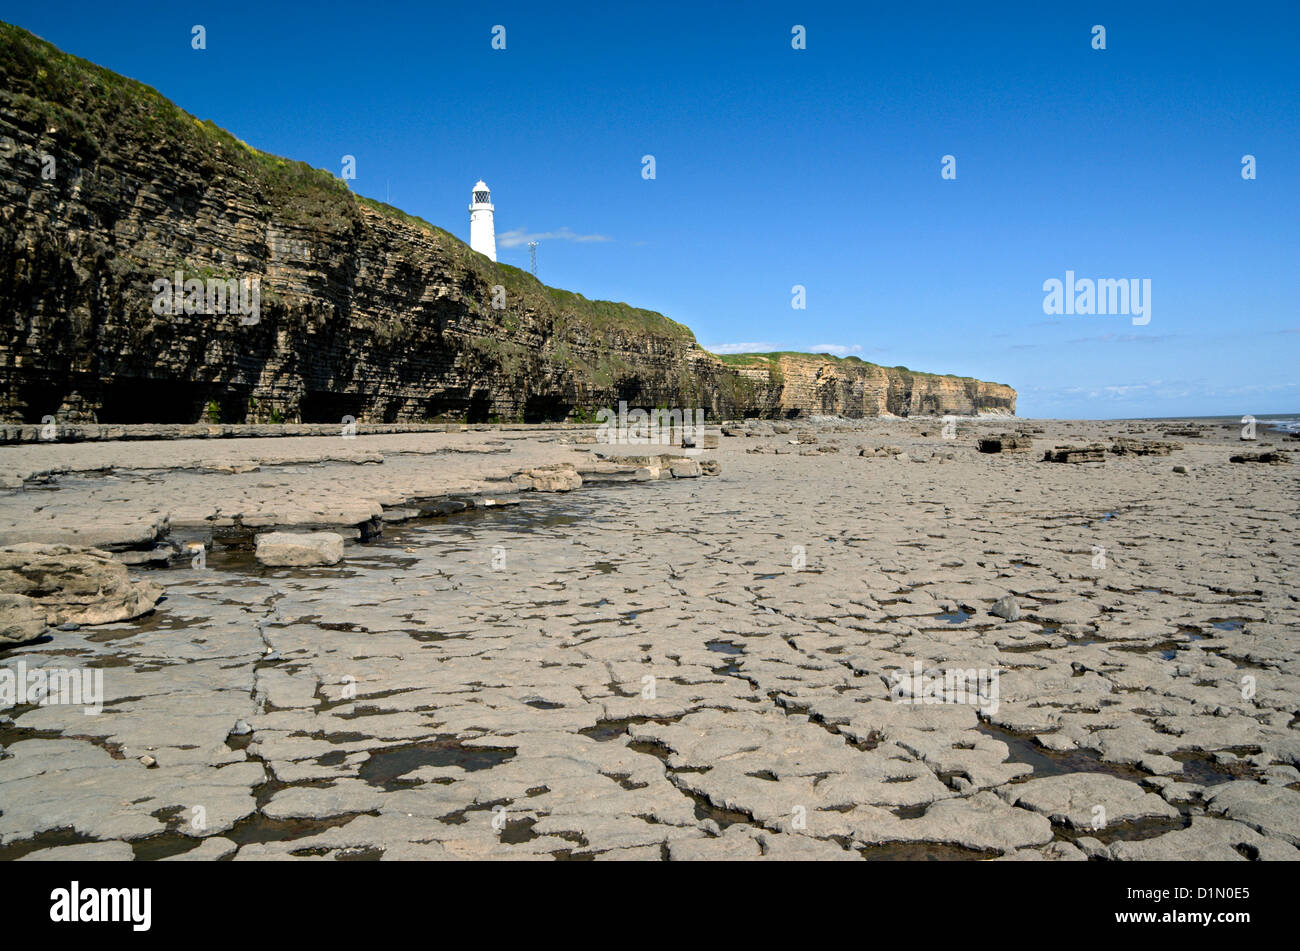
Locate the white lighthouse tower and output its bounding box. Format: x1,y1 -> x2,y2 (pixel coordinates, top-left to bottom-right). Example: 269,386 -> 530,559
469,180 -> 496,262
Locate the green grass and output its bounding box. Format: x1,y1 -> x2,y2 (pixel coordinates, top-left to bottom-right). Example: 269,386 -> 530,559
711,350 -> 1006,386
354,196 -> 457,240
0,21 -> 1010,398
0,20 -> 702,351
353,194 -> 696,344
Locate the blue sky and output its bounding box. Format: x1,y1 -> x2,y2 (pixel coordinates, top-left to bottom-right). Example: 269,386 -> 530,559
10,1 -> 1298,417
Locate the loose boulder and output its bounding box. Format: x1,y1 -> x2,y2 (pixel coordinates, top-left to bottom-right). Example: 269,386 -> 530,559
0,543 -> 163,626
1229,451 -> 1290,465
990,595 -> 1021,622
254,532 -> 345,567
511,464 -> 583,492
0,592 -> 49,644
978,436 -> 1033,454
681,433 -> 719,449
1107,439 -> 1180,457
1109,437 -> 1181,456
1043,445 -> 1106,464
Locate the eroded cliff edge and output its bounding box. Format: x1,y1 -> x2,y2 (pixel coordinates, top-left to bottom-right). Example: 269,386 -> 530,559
720,353 -> 1015,418
0,24 -> 1014,424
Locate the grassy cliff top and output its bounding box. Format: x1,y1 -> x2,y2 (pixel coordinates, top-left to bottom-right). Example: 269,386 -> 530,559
0,21 -> 697,345
351,194 -> 694,342
713,351 -> 1008,385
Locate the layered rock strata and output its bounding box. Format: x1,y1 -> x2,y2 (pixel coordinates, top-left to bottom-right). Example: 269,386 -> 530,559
0,25 -> 1015,426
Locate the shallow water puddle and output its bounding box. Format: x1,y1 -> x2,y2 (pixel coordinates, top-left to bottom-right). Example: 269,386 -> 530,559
581,714 -> 688,742
1055,813 -> 1190,847
357,738 -> 516,789
978,722 -> 1149,782
225,811 -> 367,848
859,841 -> 998,861
1112,640 -> 1182,660
0,827 -> 100,861
1170,750 -> 1261,785
705,640 -> 744,655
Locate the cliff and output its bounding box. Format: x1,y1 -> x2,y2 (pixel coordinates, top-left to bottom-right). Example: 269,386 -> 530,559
720,353 -> 1015,418
0,24 -> 1014,425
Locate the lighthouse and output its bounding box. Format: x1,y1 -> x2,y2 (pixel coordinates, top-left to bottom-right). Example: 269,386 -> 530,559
469,180 -> 496,262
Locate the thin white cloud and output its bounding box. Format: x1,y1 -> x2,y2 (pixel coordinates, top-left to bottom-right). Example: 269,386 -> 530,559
498,227 -> 612,249
810,344 -> 864,357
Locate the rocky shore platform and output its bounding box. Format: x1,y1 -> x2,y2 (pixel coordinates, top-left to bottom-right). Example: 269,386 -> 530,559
1,416 -> 1297,861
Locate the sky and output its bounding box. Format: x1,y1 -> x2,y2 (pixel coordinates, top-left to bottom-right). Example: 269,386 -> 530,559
8,1 -> 1298,418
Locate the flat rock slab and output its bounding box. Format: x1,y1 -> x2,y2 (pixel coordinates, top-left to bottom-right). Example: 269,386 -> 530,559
1206,782 -> 1300,846
1027,599 -> 1102,626
1229,451 -> 1290,464
1110,438 -> 1181,456
856,791 -> 1054,854
999,773 -> 1179,830
1108,817 -> 1299,862
978,436 -> 1033,453
161,837 -> 239,861
16,841 -> 136,861
0,418 -> 1296,861
1043,445 -> 1107,463
254,531 -> 344,567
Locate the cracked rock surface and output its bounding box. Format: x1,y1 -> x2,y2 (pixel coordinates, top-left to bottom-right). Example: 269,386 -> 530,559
1,417 -> 1297,860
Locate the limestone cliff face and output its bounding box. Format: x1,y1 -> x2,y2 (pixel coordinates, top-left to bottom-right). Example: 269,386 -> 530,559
0,24 -> 1014,425
728,354 -> 1016,418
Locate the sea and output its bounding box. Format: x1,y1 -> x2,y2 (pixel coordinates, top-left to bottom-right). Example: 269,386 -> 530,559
1125,414 -> 1300,435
